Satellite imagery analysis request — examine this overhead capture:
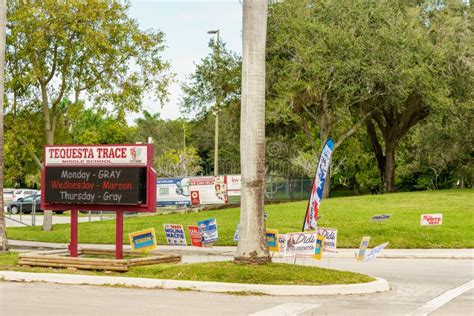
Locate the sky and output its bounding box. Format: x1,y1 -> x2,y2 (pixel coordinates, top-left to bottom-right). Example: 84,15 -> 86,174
127,0 -> 243,123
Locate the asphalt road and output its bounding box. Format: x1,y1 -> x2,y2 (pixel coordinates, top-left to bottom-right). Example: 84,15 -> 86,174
1,256 -> 473,315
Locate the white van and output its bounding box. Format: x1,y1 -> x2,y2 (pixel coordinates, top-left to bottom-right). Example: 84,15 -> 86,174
12,189 -> 38,202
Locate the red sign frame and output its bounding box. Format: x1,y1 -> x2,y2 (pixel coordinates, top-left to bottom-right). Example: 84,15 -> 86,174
40,144 -> 156,260
41,144 -> 156,213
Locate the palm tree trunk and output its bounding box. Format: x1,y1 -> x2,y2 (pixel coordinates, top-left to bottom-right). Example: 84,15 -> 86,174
0,0 -> 9,252
234,0 -> 270,265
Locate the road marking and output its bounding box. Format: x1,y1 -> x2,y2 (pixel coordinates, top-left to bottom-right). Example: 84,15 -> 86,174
407,279 -> 474,316
249,303 -> 320,316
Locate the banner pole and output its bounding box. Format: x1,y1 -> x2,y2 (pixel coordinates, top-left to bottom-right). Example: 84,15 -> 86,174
301,176 -> 315,233
70,210 -> 78,257
116,211 -> 124,259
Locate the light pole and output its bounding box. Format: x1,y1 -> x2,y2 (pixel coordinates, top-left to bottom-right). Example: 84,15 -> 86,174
208,29 -> 220,176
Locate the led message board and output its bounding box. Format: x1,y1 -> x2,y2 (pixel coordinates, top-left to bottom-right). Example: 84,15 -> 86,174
44,167 -> 147,205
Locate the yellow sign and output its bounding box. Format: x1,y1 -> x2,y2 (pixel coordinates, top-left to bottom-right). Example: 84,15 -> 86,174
266,229 -> 279,252
129,228 -> 157,252
356,236 -> 371,261
314,235 -> 325,260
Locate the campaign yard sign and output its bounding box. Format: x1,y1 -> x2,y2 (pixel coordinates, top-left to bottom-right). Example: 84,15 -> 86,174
233,224 -> 240,242
163,224 -> 187,246
266,229 -> 279,252
370,214 -> 392,222
356,236 -> 371,261
285,232 -> 317,257
129,228 -> 157,252
198,218 -> 218,244
420,214 -> 443,226
317,227 -> 337,252
188,225 -> 202,247
364,242 -> 389,262
278,234 -> 287,255
314,235 -> 325,260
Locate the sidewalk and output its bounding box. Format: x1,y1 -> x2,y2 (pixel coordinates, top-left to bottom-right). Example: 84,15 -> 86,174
0,271 -> 390,296
8,239 -> 474,259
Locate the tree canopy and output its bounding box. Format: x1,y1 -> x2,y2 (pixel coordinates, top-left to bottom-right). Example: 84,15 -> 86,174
6,0 -> 172,148
3,0 -> 472,195
267,0 -> 472,192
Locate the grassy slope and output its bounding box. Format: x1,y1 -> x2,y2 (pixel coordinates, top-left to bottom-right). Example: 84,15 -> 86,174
7,189 -> 474,248
0,252 -> 373,285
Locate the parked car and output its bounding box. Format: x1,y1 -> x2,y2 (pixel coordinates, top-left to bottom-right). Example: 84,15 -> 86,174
12,189 -> 38,202
3,188 -> 15,205
7,194 -> 64,215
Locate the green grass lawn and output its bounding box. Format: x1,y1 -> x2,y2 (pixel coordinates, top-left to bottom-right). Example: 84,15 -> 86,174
7,189 -> 474,248
0,252 -> 373,286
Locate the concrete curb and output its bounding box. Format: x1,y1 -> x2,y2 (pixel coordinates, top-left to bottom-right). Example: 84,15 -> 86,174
8,240 -> 474,259
0,271 -> 389,296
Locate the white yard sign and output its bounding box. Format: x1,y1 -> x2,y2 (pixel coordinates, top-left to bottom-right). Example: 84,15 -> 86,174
163,224 -> 187,246
420,214 -> 443,226
317,227 -> 337,252
364,242 -> 389,262
284,232 -> 317,257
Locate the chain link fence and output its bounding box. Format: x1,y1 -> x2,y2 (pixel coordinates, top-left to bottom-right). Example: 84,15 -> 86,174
226,176 -> 313,204
4,177 -> 314,224
265,176 -> 314,201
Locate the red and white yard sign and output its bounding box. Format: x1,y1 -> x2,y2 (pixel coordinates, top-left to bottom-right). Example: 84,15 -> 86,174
420,214 -> 443,226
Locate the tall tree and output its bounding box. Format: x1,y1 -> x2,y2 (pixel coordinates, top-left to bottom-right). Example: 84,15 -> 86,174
267,0 -> 471,193
6,0 -> 171,230
266,0 -> 386,197
181,40 -> 241,118
361,0 -> 472,192
7,0 -> 171,151
0,0 -> 8,252
181,41 -> 242,175
135,111 -> 188,159
235,0 -> 270,265
65,108 -> 136,145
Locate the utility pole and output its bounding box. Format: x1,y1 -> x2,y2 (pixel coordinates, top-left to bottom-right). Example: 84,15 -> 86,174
207,29 -> 220,176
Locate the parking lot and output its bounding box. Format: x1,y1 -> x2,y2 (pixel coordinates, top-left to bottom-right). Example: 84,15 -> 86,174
4,212 -> 113,227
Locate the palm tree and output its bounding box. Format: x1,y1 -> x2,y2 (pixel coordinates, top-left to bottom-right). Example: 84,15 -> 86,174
234,0 -> 270,264
0,0 -> 8,252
